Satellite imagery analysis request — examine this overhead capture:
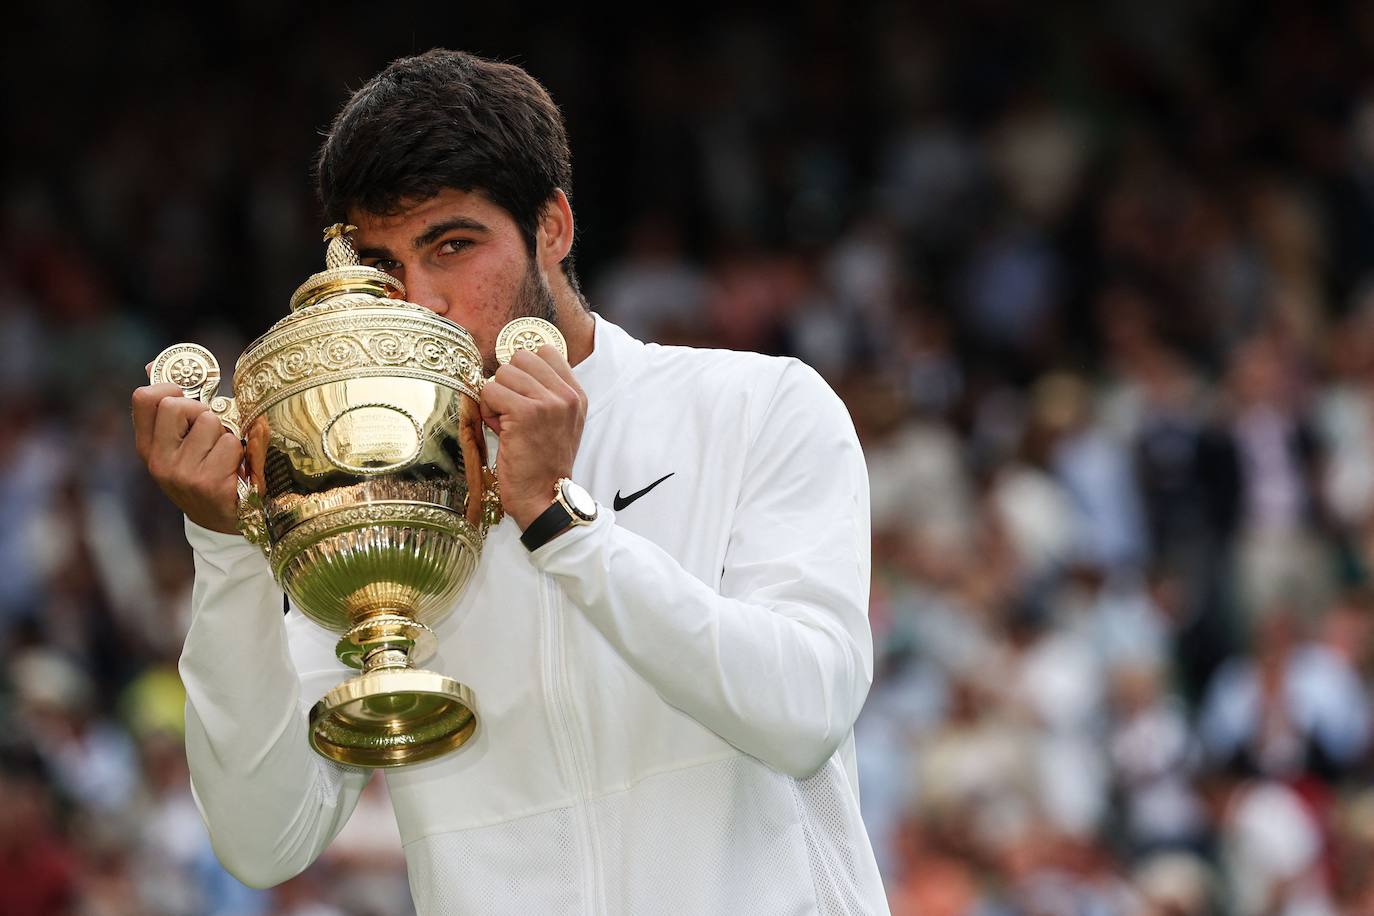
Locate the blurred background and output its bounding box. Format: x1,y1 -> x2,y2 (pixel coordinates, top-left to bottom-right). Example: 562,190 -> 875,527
6,0 -> 1374,913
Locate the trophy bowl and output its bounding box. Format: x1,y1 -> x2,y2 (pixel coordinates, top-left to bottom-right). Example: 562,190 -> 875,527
150,225 -> 562,768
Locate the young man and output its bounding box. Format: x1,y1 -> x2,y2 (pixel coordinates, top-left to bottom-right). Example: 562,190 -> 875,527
131,49 -> 888,914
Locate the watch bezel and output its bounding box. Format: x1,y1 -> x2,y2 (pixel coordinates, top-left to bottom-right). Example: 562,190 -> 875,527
557,478 -> 597,522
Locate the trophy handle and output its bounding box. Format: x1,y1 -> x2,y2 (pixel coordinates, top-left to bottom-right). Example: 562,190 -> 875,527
149,343 -> 269,555
235,477 -> 271,554
481,466 -> 503,531
148,343 -> 242,436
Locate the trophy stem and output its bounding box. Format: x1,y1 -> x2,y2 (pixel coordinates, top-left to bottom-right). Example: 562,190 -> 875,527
335,612 -> 438,670
362,646 -> 411,673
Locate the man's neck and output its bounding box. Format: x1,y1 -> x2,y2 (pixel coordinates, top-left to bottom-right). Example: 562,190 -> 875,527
552,278 -> 596,368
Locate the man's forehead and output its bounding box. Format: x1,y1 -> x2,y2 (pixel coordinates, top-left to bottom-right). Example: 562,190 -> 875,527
349,188 -> 497,233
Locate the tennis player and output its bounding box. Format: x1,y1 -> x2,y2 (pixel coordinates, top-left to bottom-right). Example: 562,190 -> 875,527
131,49 -> 888,915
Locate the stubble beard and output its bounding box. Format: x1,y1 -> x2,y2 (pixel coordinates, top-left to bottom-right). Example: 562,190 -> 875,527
483,257 -> 560,376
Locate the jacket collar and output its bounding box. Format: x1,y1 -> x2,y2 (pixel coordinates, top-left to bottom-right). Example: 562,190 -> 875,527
573,313 -> 642,419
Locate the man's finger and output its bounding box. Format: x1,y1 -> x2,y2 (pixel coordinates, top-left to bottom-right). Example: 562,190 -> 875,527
202,431 -> 245,479
478,396 -> 502,435
151,395 -> 209,458
511,347 -> 567,390
133,384 -> 190,460
177,410 -> 229,465
537,345 -> 587,410
513,348 -> 582,407
533,344 -> 579,388
479,379 -> 534,416
491,362 -> 545,399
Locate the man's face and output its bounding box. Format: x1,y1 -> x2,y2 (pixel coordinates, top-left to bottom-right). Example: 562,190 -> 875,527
350,188 -> 558,375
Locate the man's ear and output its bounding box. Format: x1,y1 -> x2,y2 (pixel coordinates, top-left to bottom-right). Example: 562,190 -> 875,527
536,189 -> 575,270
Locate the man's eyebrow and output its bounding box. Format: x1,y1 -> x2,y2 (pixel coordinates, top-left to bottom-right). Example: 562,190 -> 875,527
412,216 -> 490,250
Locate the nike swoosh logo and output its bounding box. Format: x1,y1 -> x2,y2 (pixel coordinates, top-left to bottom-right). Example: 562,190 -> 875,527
613,472 -> 675,511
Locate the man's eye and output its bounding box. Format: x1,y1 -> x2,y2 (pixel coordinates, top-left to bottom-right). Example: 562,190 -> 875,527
440,239 -> 471,254
367,259 -> 400,274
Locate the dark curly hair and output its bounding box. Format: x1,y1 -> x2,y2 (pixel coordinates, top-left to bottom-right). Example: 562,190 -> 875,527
316,49 -> 580,290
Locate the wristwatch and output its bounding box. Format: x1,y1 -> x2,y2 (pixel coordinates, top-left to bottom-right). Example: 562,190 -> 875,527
520,478 -> 598,551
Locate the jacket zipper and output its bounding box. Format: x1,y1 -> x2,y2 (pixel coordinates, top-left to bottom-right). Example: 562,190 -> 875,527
541,573 -> 603,914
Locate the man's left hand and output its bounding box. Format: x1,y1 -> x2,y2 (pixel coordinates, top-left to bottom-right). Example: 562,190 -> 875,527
479,345 -> 588,530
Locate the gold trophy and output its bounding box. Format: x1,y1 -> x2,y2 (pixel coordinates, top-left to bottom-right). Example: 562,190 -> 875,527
149,224 -> 565,768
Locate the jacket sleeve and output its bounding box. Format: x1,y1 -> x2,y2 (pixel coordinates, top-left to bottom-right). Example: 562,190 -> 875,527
179,519 -> 370,888
530,360 -> 874,778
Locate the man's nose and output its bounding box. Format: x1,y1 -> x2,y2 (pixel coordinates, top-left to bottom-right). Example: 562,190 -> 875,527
401,270 -> 451,316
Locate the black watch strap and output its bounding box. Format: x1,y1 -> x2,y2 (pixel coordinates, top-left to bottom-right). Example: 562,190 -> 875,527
520,500 -> 573,551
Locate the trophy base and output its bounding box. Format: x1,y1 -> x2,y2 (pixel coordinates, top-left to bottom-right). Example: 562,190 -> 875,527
308,669 -> 477,768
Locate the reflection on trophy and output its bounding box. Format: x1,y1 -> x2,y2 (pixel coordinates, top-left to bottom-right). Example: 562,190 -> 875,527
149,224 -> 565,768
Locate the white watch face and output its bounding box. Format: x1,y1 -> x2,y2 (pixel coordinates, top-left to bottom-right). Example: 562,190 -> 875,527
560,480 -> 597,520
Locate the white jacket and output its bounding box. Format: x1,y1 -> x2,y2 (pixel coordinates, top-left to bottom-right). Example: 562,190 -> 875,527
180,314 -> 890,914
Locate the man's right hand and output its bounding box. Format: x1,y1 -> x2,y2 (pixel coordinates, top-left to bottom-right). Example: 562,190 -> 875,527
132,382 -> 244,535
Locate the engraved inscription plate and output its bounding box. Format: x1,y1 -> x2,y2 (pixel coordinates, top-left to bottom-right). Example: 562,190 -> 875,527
322,404 -> 423,475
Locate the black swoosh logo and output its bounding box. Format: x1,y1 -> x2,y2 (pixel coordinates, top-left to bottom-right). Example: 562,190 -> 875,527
613,472 -> 675,511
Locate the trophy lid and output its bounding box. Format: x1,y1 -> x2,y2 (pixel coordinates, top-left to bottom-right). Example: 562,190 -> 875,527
288,223 -> 406,311
229,224 -> 483,427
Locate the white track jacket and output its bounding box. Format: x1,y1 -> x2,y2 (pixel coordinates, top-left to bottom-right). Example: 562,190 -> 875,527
180,314 -> 890,914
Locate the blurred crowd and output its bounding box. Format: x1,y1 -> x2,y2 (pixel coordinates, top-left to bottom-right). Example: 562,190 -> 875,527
7,1 -> 1374,914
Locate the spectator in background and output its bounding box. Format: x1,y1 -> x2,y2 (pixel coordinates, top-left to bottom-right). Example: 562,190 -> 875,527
0,744 -> 76,916
1199,609 -> 1370,782
1029,371 -> 1148,574
1107,660 -> 1208,856
10,648 -> 140,820
1206,771 -> 1333,916
1225,336 -> 1333,625
1130,338 -> 1243,699
848,370 -> 975,585
1314,294 -> 1374,573
1132,852 -> 1217,916
1329,789 -> 1374,914
591,211 -> 710,344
